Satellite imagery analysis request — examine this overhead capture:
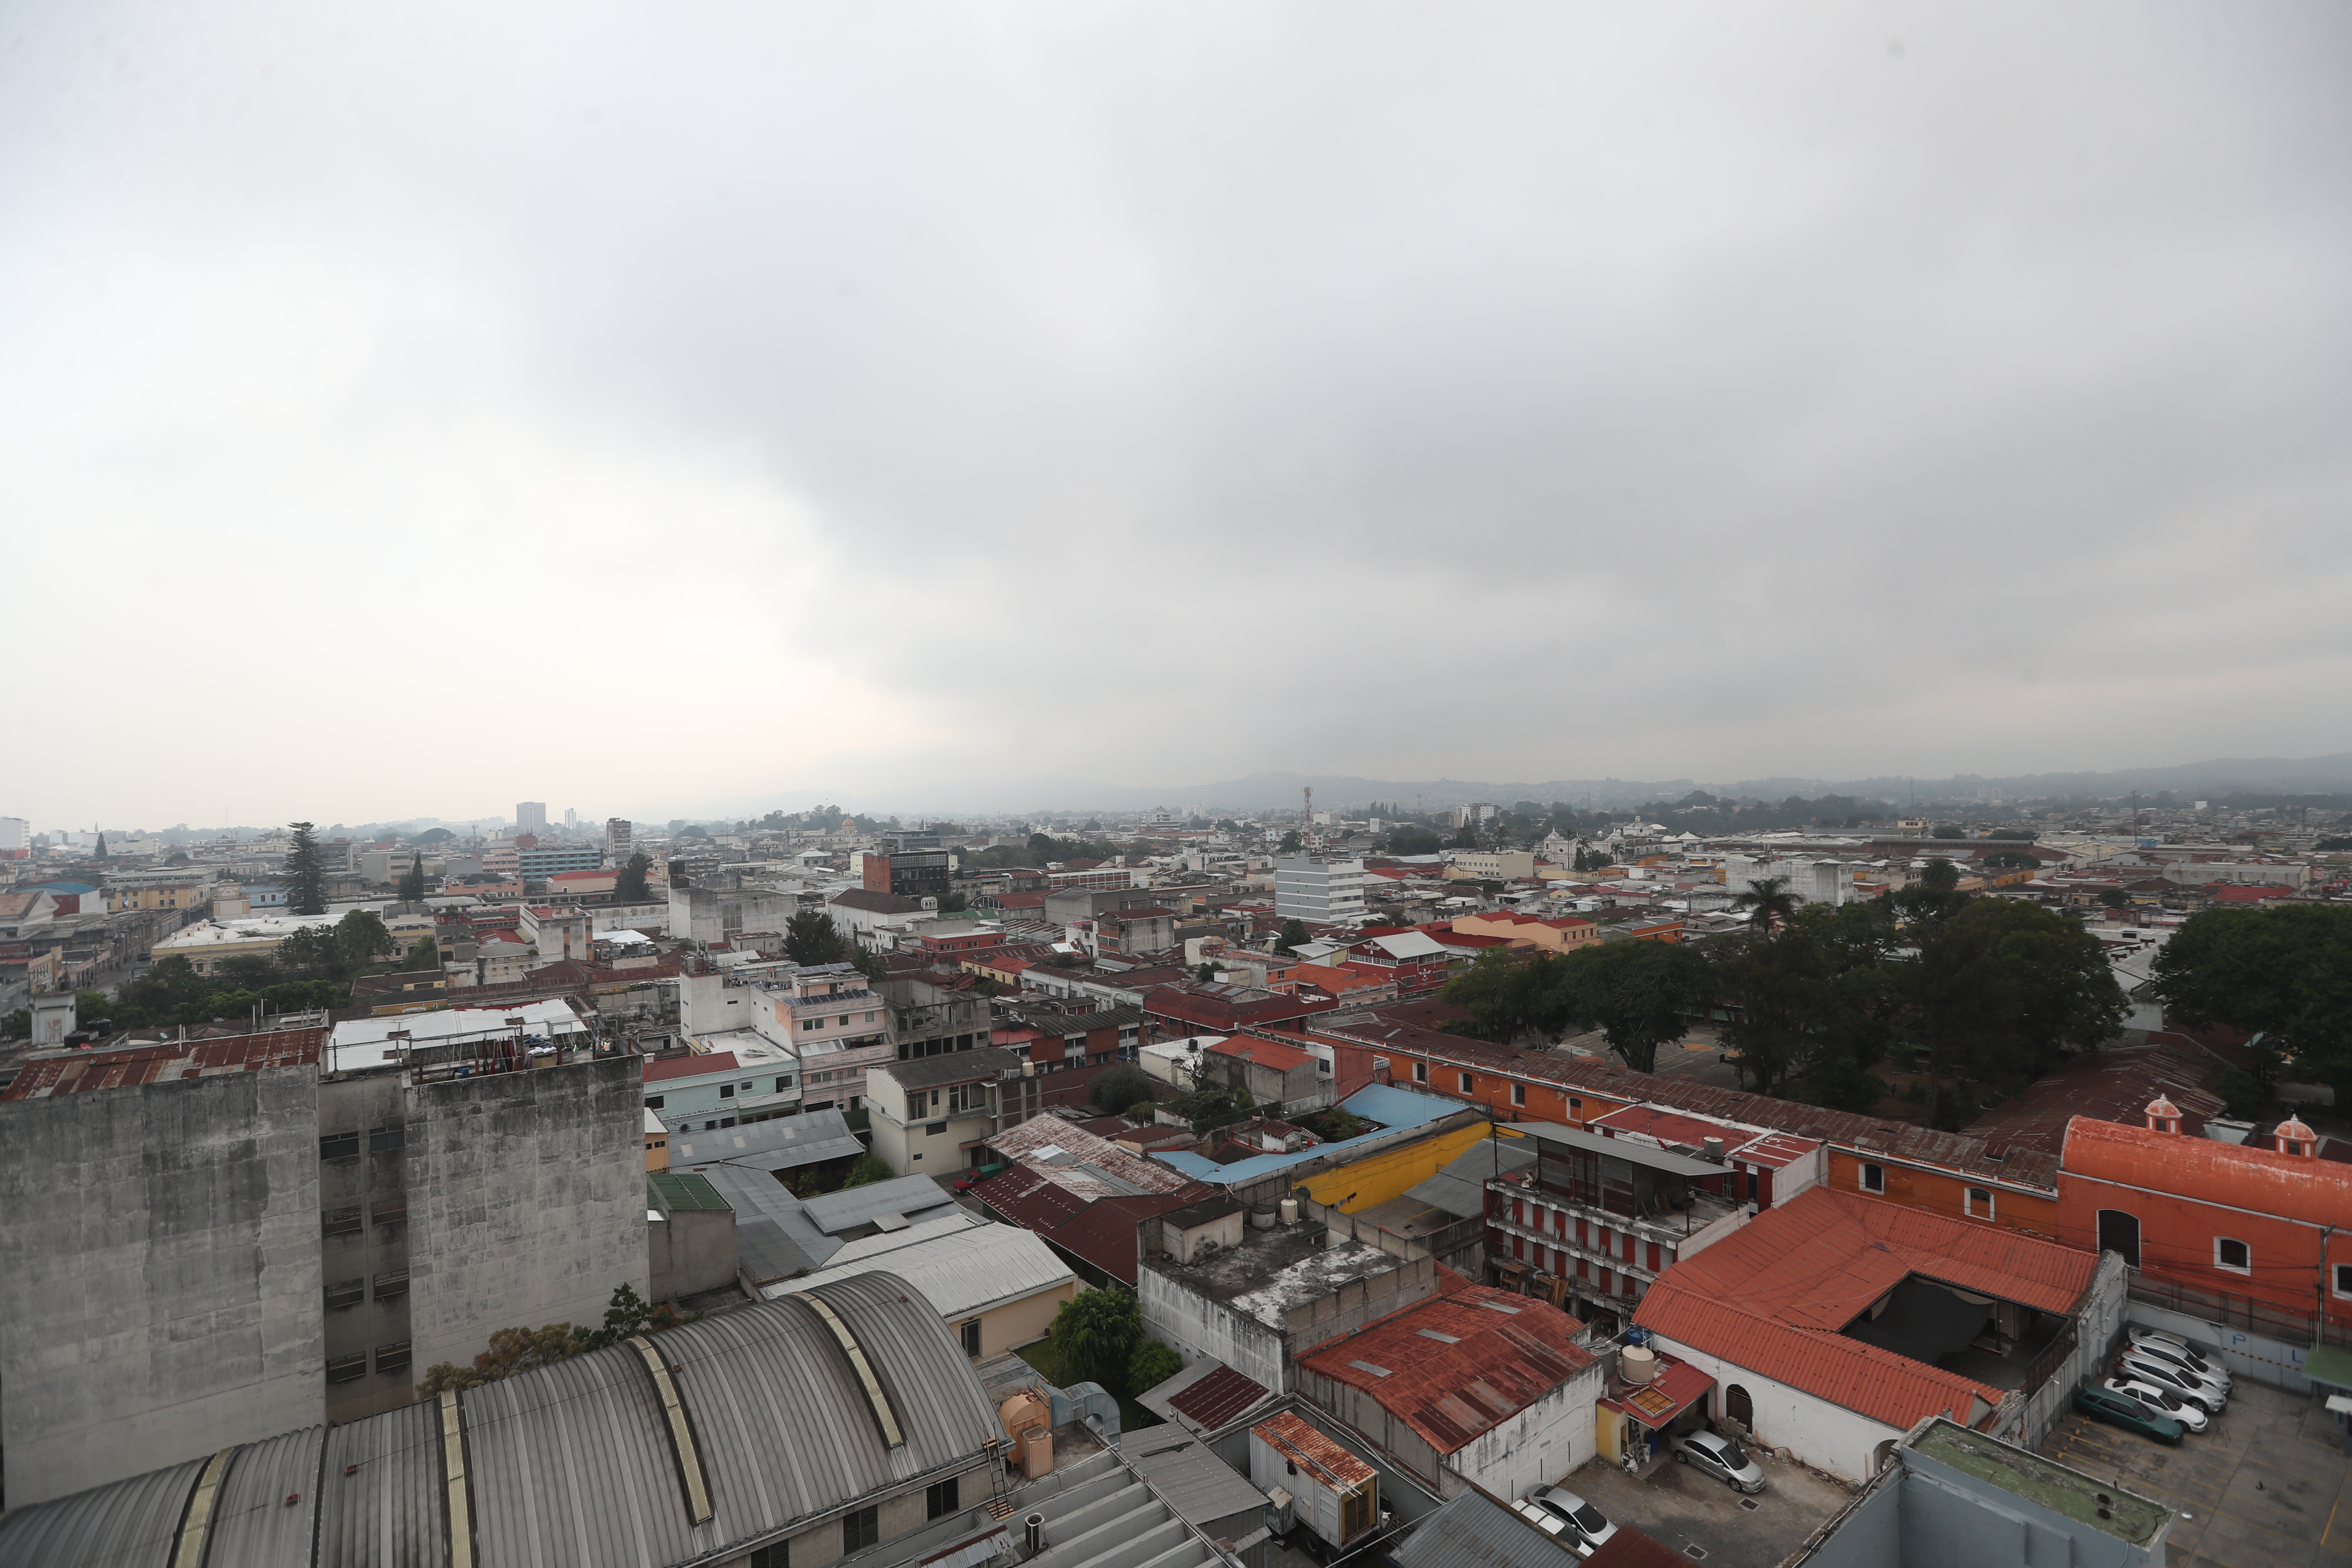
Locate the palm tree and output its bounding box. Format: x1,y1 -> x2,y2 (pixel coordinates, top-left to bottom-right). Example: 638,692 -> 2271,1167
1732,876 -> 1798,935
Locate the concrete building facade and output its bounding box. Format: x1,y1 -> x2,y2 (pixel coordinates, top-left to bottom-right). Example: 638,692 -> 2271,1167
1275,858 -> 1368,925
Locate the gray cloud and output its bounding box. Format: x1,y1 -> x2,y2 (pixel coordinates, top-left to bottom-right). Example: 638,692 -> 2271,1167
3,0 -> 2347,826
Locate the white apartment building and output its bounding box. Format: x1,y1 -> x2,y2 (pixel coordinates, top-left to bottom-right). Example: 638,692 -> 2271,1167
1721,855 -> 1856,909
1274,857 -> 1368,925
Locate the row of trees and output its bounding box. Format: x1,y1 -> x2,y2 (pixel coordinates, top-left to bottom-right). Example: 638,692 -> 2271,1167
1441,867 -> 2128,1125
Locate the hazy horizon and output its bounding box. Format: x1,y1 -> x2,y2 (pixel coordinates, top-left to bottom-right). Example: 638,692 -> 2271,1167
6,3 -> 2349,827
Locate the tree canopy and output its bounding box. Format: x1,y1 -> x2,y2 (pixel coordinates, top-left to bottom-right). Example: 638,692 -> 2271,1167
782,909 -> 847,967
614,852 -> 652,902
1276,918 -> 1312,955
283,821 -> 328,914
2151,904 -> 2352,1095
1050,1288 -> 1143,1392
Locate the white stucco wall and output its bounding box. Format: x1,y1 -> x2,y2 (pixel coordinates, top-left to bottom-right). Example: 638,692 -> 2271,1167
1141,1267 -> 1288,1393
1647,1335 -> 1906,1483
1445,1359 -> 1606,1499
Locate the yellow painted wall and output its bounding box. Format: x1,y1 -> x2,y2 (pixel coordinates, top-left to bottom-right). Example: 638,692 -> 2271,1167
1298,1123 -> 1528,1214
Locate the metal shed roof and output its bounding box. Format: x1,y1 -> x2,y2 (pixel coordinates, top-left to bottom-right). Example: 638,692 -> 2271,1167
671,1107 -> 864,1173
1405,1138 -> 1535,1219
1127,1439 -> 1273,1532
0,1452 -> 208,1568
692,1162 -> 840,1282
1393,1489 -> 1582,1568
770,1221 -> 1077,1322
207,1424 -> 327,1568
318,1400 -> 450,1568
1512,1120 -> 1727,1176
801,1174 -> 959,1234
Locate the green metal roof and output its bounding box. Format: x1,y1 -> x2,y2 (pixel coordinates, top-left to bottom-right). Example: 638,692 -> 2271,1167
2303,1342 -> 2352,1392
648,1172 -> 732,1213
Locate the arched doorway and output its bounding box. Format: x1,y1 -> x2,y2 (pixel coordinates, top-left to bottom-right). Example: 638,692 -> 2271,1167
2096,1210 -> 2142,1269
1873,1439 -> 1898,1476
1724,1384 -> 1754,1430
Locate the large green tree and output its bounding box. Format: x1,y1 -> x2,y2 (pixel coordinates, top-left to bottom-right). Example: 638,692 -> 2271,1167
1276,918 -> 1312,955
2150,904 -> 2352,1096
336,910 -> 396,973
1713,902 -> 1902,1102
1440,949 -> 1557,1046
405,937 -> 443,972
782,909 -> 847,967
1906,897 -> 2124,1125
1550,939 -> 1715,1074
283,822 -> 328,914
614,852 -> 652,902
1050,1288 -> 1143,1392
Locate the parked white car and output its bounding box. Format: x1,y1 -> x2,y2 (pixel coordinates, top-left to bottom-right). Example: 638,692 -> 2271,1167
1525,1488 -> 1618,1553
2125,1328 -> 2231,1391
1507,1499 -> 1595,1558
2115,1349 -> 2227,1414
2100,1374 -> 2211,1432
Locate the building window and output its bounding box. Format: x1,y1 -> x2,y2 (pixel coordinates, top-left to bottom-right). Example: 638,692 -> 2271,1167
1569,1096 -> 1583,1115
325,1354 -> 368,1384
370,1197 -> 407,1227
776,1077 -> 791,1093
1510,1083 -> 1526,1107
718,1084 -> 735,1098
2096,1210 -> 2142,1268
375,1271 -> 409,1301
318,1130 -> 361,1161
322,1206 -> 363,1237
369,1124 -> 406,1152
2334,1263 -> 2352,1299
1965,1188 -> 1994,1221
927,1476 -> 961,1519
646,1096 -> 664,1109
375,1341 -> 412,1375
2215,1237 -> 2251,1274
1860,1163 -> 1884,1194
843,1505 -> 879,1553
1458,1072 -> 1475,1094
751,1545 -> 787,1568
325,1278 -> 365,1310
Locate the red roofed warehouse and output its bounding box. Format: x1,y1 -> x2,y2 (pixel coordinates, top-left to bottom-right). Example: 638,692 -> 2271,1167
2057,1113 -> 2352,1352
1294,1271 -> 1603,1498
1633,1187 -> 2122,1482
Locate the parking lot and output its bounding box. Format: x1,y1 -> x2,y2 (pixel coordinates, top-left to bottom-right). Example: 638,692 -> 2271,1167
1569,1448 -> 1854,1568
2039,1377 -> 2352,1568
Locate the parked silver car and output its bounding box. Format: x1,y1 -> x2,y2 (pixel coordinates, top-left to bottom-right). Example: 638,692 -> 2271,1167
1669,1430 -> 1768,1493
2115,1349 -> 2226,1414
1507,1499 -> 1594,1558
2100,1374 -> 2210,1432
1526,1487 -> 1619,1552
2125,1328 -> 2231,1391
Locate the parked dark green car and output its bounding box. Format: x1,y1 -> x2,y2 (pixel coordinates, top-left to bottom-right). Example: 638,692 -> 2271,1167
2074,1381 -> 2185,1445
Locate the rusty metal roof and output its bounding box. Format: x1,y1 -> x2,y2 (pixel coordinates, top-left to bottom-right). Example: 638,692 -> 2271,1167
1,1027 -> 324,1099
1250,1411 -> 1376,1491
1296,1279 -> 1595,1455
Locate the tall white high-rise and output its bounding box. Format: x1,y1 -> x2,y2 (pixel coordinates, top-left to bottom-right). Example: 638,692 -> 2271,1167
563,808 -> 578,831
1274,857 -> 1367,925
515,802 -> 548,835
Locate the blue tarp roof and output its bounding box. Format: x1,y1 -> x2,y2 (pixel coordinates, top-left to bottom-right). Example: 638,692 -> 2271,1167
1149,1084 -> 1465,1185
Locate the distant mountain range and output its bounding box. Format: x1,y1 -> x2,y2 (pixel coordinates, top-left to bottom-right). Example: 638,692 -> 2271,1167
878,753 -> 2352,816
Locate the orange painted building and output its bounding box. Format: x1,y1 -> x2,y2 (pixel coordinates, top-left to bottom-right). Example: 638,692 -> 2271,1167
2058,1111 -> 2352,1347
1305,1019 -> 2064,1240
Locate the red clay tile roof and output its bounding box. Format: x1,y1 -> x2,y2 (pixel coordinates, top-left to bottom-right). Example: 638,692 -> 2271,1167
643,1050 -> 740,1083
1210,1036 -> 1314,1071
1634,1187 -> 2098,1431
1297,1279 -> 1595,1454
1167,1364 -> 1274,1430
1960,1045 -> 2224,1156
2061,1115 -> 2352,1230
2,1027 -> 325,1099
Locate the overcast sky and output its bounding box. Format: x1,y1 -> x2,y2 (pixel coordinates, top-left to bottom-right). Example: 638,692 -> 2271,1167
5,2 -> 2348,828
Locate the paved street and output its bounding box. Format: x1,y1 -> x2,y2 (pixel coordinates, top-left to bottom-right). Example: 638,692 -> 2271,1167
1569,1446 -> 1854,1568
2040,1378 -> 2352,1568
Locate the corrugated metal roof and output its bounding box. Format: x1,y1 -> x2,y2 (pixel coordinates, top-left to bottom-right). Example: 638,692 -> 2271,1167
1295,1281 -> 1594,1455
0,1452 -> 206,1568
318,1398 -> 450,1568
1250,1412 -> 1375,1491
771,1222 -> 1078,1323
1162,1365 -> 1274,1432
671,1107 -> 865,1173
1128,1439 -> 1272,1530
208,1424 -> 327,1568
1513,1121 -> 1727,1176
1393,1489 -> 1577,1568
649,1172 -> 734,1212
1405,1139 -> 1535,1219
0,1026 -> 325,1099
991,1117 -> 1192,1196
692,1163 -> 839,1283
802,1174 -> 959,1234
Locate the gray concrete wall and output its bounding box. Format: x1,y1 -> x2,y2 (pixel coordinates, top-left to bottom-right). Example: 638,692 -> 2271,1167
649,1208 -> 738,1303
405,1054 -> 648,1380
0,1065 -> 325,1506
318,1070 -> 418,1422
